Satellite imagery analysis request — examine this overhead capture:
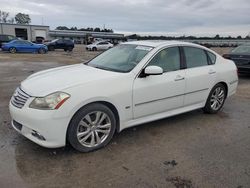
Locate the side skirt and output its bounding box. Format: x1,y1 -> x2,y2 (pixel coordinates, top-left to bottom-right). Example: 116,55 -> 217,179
120,102 -> 205,131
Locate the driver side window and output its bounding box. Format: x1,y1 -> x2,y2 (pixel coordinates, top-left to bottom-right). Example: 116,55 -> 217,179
147,47 -> 180,72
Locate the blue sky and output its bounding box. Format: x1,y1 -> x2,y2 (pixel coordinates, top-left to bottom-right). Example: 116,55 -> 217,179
1,0 -> 250,37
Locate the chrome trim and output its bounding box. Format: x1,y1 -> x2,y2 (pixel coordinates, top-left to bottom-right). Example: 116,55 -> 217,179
135,88 -> 209,107
11,87 -> 31,109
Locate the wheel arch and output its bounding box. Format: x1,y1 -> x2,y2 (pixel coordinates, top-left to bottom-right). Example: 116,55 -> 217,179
66,100 -> 121,141
216,81 -> 228,98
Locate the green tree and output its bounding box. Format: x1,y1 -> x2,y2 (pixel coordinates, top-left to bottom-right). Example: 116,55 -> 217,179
214,34 -> 220,39
94,27 -> 101,32
15,13 -> 31,24
55,26 -> 69,30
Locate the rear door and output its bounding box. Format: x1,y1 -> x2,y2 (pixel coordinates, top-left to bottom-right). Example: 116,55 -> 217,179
182,46 -> 216,106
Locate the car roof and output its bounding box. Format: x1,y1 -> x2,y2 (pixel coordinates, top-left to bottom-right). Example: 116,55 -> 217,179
124,40 -> 201,48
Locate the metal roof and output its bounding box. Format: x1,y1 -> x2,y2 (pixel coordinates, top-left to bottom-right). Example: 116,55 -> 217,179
49,30 -> 125,39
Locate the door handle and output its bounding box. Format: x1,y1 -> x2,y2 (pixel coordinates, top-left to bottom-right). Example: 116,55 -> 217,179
208,70 -> 216,74
174,75 -> 185,81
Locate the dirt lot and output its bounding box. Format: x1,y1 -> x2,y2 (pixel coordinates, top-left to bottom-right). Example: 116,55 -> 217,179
0,45 -> 249,188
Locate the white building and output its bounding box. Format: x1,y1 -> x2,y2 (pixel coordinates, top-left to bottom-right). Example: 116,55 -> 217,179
0,23 -> 49,41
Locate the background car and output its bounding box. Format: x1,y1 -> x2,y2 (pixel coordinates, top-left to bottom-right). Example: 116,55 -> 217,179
223,44 -> 250,74
2,40 -> 48,54
45,39 -> 74,51
0,34 -> 16,48
86,41 -> 114,51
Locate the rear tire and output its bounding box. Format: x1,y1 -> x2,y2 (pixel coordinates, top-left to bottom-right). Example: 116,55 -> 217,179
203,83 -> 226,114
9,47 -> 16,53
67,103 -> 116,152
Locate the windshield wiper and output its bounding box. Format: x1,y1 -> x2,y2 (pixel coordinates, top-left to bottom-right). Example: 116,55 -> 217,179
91,65 -> 126,73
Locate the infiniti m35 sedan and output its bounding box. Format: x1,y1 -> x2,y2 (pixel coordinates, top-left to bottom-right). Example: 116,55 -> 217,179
9,41 -> 238,152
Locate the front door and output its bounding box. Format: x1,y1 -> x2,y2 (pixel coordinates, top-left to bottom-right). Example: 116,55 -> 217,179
133,47 -> 186,118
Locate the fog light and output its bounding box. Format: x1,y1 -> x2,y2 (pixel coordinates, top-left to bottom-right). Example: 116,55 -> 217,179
31,130 -> 46,141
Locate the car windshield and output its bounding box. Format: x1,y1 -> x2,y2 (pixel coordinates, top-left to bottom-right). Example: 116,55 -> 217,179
51,39 -> 59,43
87,44 -> 153,73
231,45 -> 250,54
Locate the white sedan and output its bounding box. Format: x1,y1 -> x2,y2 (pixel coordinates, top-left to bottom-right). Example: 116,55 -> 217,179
86,41 -> 114,51
9,41 -> 238,152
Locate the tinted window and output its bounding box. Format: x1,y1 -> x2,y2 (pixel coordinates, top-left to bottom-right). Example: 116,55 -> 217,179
148,47 -> 180,72
231,45 -> 250,54
207,51 -> 216,64
24,41 -> 32,45
13,41 -> 23,44
184,47 -> 208,68
56,39 -> 63,43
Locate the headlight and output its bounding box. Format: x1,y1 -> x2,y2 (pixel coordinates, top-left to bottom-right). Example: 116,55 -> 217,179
29,92 -> 70,110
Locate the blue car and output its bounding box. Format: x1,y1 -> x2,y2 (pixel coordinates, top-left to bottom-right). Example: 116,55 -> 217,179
2,40 -> 48,54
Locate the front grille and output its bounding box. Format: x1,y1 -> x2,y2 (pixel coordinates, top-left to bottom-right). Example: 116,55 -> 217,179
11,87 -> 31,109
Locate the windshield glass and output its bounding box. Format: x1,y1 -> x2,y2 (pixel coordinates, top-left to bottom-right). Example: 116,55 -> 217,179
51,39 -> 59,43
87,44 -> 153,73
231,45 -> 250,54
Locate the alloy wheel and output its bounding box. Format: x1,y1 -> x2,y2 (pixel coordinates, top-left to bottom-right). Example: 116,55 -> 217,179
210,87 -> 225,111
77,111 -> 111,147
9,47 -> 16,53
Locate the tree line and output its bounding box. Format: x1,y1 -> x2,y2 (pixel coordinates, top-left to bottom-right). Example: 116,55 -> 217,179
0,10 -> 31,24
55,26 -> 114,33
127,34 -> 250,40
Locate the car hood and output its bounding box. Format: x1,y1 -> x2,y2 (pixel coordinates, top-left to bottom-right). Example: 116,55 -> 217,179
21,64 -> 120,96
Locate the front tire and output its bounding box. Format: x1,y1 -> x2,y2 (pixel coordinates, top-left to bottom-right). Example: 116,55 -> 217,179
203,83 -> 226,114
67,103 -> 116,152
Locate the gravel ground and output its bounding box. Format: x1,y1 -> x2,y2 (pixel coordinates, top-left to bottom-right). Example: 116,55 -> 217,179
0,45 -> 249,188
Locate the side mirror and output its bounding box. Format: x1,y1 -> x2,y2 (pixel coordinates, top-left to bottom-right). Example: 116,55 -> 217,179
144,66 -> 163,76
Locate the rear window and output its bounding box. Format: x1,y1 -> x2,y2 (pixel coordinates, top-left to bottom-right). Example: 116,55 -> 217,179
183,47 -> 208,68
207,51 -> 216,64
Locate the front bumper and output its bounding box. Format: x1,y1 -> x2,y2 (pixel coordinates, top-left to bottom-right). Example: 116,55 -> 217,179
9,101 -> 70,148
